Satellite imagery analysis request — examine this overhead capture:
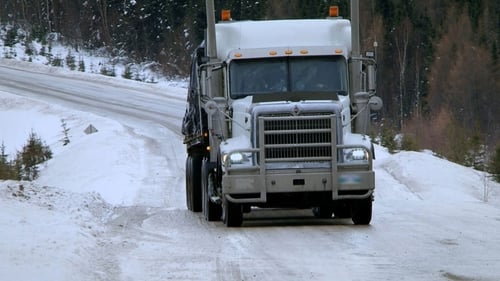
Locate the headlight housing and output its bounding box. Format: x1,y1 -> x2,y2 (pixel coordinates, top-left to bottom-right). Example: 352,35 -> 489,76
343,148 -> 369,163
222,152 -> 249,166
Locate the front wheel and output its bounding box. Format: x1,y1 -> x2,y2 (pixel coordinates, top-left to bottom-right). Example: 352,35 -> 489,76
185,156 -> 193,211
223,198 -> 243,227
186,154 -> 202,212
351,198 -> 372,225
202,159 -> 222,221
332,201 -> 352,219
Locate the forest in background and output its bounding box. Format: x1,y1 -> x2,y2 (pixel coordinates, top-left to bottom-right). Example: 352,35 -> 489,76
1,0 -> 499,174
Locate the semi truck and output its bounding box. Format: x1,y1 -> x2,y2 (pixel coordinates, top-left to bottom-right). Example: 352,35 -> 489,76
182,0 -> 383,227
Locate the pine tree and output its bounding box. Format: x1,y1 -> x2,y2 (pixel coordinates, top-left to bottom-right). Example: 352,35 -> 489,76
0,142 -> 10,179
490,145 -> 500,183
19,131 -> 52,180
60,119 -> 71,146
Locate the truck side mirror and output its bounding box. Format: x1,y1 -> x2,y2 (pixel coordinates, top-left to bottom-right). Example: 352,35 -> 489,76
196,47 -> 209,65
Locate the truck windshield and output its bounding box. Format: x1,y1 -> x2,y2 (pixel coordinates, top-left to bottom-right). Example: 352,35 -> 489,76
229,55 -> 347,99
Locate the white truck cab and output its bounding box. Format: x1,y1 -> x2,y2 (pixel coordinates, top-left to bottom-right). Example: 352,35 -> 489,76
182,2 -> 382,227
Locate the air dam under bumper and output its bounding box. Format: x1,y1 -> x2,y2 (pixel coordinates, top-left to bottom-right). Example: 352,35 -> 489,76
222,169 -> 374,204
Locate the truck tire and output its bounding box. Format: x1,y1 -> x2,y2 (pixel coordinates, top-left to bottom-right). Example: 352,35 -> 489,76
202,159 -> 222,221
312,205 -> 334,219
185,156 -> 193,211
351,198 -> 372,225
223,198 -> 243,227
332,201 -> 352,218
186,154 -> 202,212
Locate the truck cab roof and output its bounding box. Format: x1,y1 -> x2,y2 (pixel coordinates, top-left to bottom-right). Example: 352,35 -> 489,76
215,19 -> 352,60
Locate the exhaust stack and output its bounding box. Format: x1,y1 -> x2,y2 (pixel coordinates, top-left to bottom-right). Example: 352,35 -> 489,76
350,0 -> 361,95
350,0 -> 371,135
206,0 -> 217,62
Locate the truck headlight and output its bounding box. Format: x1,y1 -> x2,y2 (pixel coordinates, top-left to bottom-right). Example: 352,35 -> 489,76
343,148 -> 369,162
222,152 -> 248,165
229,152 -> 245,164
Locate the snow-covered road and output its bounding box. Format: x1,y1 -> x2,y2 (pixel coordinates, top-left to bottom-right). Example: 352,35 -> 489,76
1,60 -> 500,281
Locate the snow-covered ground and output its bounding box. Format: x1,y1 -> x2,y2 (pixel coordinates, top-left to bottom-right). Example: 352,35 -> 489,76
1,59 -> 500,280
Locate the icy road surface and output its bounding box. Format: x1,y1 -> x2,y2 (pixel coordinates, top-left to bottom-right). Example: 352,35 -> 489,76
1,60 -> 500,281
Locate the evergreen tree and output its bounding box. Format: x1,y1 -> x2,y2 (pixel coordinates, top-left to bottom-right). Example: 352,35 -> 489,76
19,131 -> 52,181
490,145 -> 500,183
60,119 -> 71,146
0,142 -> 10,179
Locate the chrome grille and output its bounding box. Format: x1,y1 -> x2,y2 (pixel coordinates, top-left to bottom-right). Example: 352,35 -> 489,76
259,115 -> 336,162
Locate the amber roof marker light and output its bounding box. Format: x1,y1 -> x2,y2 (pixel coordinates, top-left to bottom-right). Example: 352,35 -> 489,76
329,6 -> 339,17
221,9 -> 231,21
